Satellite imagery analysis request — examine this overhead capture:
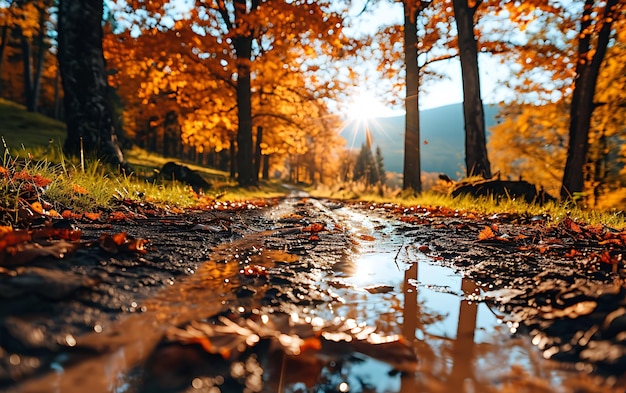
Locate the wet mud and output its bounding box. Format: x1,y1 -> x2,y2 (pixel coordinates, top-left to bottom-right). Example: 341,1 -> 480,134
1,197 -> 625,392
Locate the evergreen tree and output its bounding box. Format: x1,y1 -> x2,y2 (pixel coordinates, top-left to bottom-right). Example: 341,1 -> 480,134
375,146 -> 386,185
353,143 -> 373,185
353,144 -> 386,187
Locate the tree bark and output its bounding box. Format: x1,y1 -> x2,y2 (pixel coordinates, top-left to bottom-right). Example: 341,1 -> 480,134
452,0 -> 491,178
20,31 -> 34,110
254,126 -> 263,182
27,9 -> 47,113
560,0 -> 619,200
229,136 -> 237,180
402,3 -> 421,192
0,26 -> 9,93
231,0 -> 258,187
57,0 -> 126,168
262,154 -> 269,180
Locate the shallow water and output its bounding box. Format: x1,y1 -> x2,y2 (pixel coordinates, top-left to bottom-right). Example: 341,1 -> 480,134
305,205 -> 624,393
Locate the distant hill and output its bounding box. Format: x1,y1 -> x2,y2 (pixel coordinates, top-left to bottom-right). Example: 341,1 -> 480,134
340,103 -> 500,179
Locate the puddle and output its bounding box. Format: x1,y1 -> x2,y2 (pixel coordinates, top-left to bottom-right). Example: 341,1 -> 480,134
314,206 -> 625,393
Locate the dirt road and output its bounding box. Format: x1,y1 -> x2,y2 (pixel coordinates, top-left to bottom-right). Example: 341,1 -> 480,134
1,196 -> 625,392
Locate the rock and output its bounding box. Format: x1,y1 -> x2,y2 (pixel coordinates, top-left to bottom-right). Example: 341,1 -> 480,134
158,162 -> 211,191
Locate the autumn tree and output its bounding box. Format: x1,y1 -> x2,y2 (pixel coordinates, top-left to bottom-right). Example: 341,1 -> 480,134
105,0 -> 349,185
57,0 -> 126,167
402,1 -> 423,192
489,15 -> 626,207
490,1 -> 625,204
355,1 -> 455,191
0,0 -> 59,114
452,0 -> 491,179
560,0 -> 622,200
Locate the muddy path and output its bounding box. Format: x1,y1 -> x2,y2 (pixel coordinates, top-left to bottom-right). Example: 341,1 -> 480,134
1,195 -> 625,392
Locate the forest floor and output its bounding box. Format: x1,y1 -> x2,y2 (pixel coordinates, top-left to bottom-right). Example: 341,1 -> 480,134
1,192 -> 626,393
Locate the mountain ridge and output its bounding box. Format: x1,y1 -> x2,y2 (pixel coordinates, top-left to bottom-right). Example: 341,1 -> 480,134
339,102 -> 500,179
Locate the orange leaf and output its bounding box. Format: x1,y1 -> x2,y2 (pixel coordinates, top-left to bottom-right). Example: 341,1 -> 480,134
599,251 -> 616,265
72,184 -> 89,194
240,265 -> 268,277
478,226 -> 495,241
358,234 -> 376,241
111,232 -> 127,246
32,174 -> 52,187
109,211 -> 128,221
563,217 -> 582,233
84,212 -> 101,221
125,238 -> 149,254
300,337 -> 322,351
62,210 -> 83,220
30,201 -> 44,215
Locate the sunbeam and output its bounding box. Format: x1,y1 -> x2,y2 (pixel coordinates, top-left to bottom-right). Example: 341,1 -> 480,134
339,92 -> 400,151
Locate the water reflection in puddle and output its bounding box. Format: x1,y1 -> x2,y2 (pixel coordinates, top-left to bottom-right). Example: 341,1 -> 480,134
317,206 -> 623,393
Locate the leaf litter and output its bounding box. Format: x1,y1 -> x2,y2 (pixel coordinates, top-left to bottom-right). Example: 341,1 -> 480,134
1,196 -> 626,392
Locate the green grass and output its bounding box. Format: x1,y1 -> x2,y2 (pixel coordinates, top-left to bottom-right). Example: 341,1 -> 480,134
0,98 -> 66,154
0,98 -> 288,223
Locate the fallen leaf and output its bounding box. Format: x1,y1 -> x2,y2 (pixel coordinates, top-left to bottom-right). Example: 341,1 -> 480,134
98,232 -> 148,254
1,240 -> 78,265
240,265 -> 268,277
562,217 -> 582,233
30,201 -> 44,215
418,245 -> 430,253
62,210 -> 83,220
478,226 -> 495,241
84,212 -> 101,221
109,211 -> 129,222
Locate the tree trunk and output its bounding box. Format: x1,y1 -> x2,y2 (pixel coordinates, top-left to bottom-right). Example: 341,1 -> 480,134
229,136 -> 236,180
53,67 -> 62,120
452,0 -> 491,179
231,0 -> 257,187
262,154 -> 269,180
57,0 -> 126,168
402,3 -> 421,192
20,31 -> 34,110
29,10 -> 47,113
254,126 -> 262,182
0,26 -> 9,92
560,0 -> 618,200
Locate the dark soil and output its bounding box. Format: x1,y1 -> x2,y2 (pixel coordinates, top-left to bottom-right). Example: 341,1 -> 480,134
1,196 -> 625,392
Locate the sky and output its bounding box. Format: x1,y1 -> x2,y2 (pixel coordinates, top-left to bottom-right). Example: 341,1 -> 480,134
344,1 -> 513,115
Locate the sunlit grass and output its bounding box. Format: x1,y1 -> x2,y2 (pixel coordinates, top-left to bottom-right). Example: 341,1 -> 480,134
309,183 -> 626,230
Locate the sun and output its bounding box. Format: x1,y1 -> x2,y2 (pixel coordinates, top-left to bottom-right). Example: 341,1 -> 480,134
347,93 -> 387,120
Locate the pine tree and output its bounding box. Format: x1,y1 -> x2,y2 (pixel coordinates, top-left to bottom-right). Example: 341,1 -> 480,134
375,146 -> 386,185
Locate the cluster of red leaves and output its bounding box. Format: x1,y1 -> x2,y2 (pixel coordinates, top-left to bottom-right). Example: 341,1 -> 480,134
98,232 -> 149,254
301,222 -> 326,241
